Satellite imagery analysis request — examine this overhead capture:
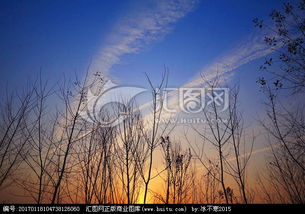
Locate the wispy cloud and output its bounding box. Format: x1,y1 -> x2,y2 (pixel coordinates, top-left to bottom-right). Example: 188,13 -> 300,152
91,0 -> 199,76
184,30 -> 277,88
227,135 -> 304,162
140,30 -> 277,123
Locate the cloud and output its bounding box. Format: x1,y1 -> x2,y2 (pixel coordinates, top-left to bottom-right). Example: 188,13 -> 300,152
227,135 -> 304,163
89,0 -> 280,143
139,30 -> 277,125
90,0 -> 199,76
184,30 -> 277,89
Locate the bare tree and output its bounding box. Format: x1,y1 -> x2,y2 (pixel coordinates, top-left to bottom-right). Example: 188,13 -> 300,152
224,87 -> 253,204
136,72 -> 169,204
200,162 -> 220,204
258,85 -> 305,203
75,123 -> 116,204
16,78 -> 61,204
156,136 -> 192,204
191,74 -> 254,204
114,102 -> 144,204
257,136 -> 305,204
192,76 -> 232,204
50,74 -> 90,204
0,85 -> 35,189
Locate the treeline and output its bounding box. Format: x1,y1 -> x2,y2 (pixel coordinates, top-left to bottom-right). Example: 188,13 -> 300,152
0,69 -> 303,204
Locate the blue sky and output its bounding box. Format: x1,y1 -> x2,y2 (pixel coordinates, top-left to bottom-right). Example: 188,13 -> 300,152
0,0 -> 287,144
1,0 -> 285,89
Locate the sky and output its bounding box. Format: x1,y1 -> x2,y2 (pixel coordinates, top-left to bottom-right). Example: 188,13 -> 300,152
0,0 -> 288,184
0,0 -> 286,87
